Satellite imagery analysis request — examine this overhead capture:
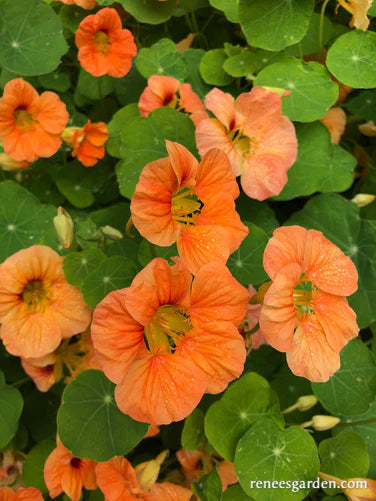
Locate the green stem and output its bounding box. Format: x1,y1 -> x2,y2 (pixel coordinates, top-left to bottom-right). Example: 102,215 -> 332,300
319,0 -> 331,58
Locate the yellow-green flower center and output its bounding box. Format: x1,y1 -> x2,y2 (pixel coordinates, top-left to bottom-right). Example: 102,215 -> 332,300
171,188 -> 202,226
144,305 -> 191,353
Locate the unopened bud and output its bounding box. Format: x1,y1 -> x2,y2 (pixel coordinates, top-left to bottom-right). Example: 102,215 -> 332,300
135,450 -> 169,491
351,193 -> 376,208
0,152 -> 29,171
297,395 -> 318,412
311,415 -> 340,431
61,126 -> 81,147
100,225 -> 123,240
359,120 -> 376,137
53,207 -> 74,249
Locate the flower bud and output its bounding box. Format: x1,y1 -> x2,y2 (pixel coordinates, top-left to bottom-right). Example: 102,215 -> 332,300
311,415 -> 340,431
359,120 -> 376,137
135,450 -> 169,491
53,207 -> 74,249
100,225 -> 123,240
0,152 -> 29,171
351,193 -> 376,208
297,395 -> 318,412
342,478 -> 376,500
61,126 -> 81,147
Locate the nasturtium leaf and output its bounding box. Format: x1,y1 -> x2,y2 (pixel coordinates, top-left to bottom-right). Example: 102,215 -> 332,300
199,48 -> 233,86
116,107 -> 197,199
99,0 -> 178,24
81,256 -> 136,308
181,408 -> 205,451
0,0 -> 68,76
58,370 -> 148,461
63,249 -> 106,288
182,49 -> 211,99
286,13 -> 332,57
238,0 -> 314,51
22,390 -> 60,442
75,218 -> 100,250
227,222 -> 268,286
319,431 -> 370,492
312,339 -> 376,416
38,68 -> 70,92
77,70 -> 114,100
0,181 -> 55,262
55,166 -> 95,209
236,197 -> 278,236
0,370 -> 23,448
318,144 -> 356,193
287,194 -> 376,328
136,38 -> 187,80
106,104 -> 140,158
22,439 -> 55,493
235,419 -> 320,501
223,49 -> 286,78
255,58 -> 338,122
59,4 -> 87,32
205,372 -> 284,461
244,345 -> 284,380
138,240 -> 178,267
327,30 -> 376,89
222,484 -> 253,501
346,91 -> 376,121
113,66 -> 147,106
192,467 -> 222,501
208,0 -> 239,22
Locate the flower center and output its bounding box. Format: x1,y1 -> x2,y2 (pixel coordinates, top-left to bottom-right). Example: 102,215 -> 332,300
70,457 -> 82,469
13,108 -> 36,130
93,30 -> 111,53
228,129 -> 251,156
144,305 -> 191,354
22,280 -> 50,313
293,281 -> 316,319
171,188 -> 202,225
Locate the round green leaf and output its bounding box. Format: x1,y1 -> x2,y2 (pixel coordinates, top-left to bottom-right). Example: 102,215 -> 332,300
107,104 -> 140,158
227,222 -> 268,286
0,0 -> 68,76
0,370 -> 23,448
136,38 -> 188,80
192,467 -> 222,501
138,240 -> 178,267
255,58 -> 338,122
63,249 -> 106,288
238,0 -> 314,51
81,256 -> 136,308
318,144 -> 356,194
182,49 -> 211,99
223,49 -> 286,78
23,440 -> 55,493
286,13 -> 332,57
77,70 -> 114,101
209,0 -> 239,22
99,0 -> 178,24
346,90 -> 376,121
327,30 -> 376,89
235,419 -> 320,501
199,49 -> 233,86
223,484 -> 253,501
38,68 -> 70,92
205,372 -> 284,461
312,339 -> 376,417
181,408 -> 205,451
58,370 -> 148,461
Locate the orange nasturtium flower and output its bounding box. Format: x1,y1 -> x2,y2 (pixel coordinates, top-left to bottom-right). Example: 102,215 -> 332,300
92,257 -> 249,424
61,120 -> 109,167
44,442 -> 97,501
320,107 -> 347,144
96,455 -> 192,501
259,226 -> 359,382
0,487 -> 43,501
0,245 -> 91,359
75,7 -> 137,78
0,79 -> 69,162
195,86 -> 298,201
336,0 -> 373,30
130,141 -> 248,275
59,0 -> 97,8
138,75 -> 209,126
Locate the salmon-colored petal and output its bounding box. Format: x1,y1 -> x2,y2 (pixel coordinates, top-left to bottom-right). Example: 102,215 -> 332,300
179,83 -> 208,121
3,78 -> 38,105
204,88 -> 235,130
145,482 -> 192,501
148,75 -> 181,100
139,87 -> 165,116
218,461 -> 238,491
165,141 -> 198,187
304,229 -> 358,296
259,263 -> 301,352
287,318 -> 340,382
190,262 -> 249,327
263,226 -> 307,280
195,148 -> 239,201
14,488 -> 44,501
314,290 -> 359,352
31,92 -> 69,134
321,107 -> 346,144
21,354 -> 58,392
91,289 -> 146,383
125,258 -> 192,326
115,353 -> 206,424
78,47 -> 110,77
61,468 -> 84,501
95,457 -> 140,501
175,323 -> 246,393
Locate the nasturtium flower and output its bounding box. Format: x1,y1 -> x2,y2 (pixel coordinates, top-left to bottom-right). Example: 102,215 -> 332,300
44,442 -> 97,501
75,8 -> 137,78
0,79 -> 69,162
130,141 -> 248,275
321,107 -> 347,144
195,86 -> 298,201
61,120 -> 109,167
0,153 -> 29,172
320,472 -> 376,501
138,76 -> 208,126
0,245 -> 91,359
0,487 -> 43,501
59,0 -> 97,8
243,285 -> 267,352
259,226 -> 359,382
92,257 -> 249,424
336,0 -> 373,31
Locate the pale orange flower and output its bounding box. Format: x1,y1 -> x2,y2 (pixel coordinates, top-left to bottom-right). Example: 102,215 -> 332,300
321,107 -> 347,144
359,120 -> 376,137
0,79 -> 69,162
218,461 -> 238,491
62,120 -> 109,167
176,449 -> 204,483
243,285 -> 267,353
138,76 -> 208,126
44,442 -> 97,501
0,246 -> 91,359
130,141 -> 248,275
259,226 -> 359,382
336,0 -> 373,30
144,425 -> 160,438
320,472 -> 376,500
75,8 -> 137,78
92,257 -> 249,424
0,487 -> 43,501
21,352 -> 62,393
196,86 -> 298,201
95,456 -> 192,501
0,153 -> 29,172
59,0 -> 97,8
